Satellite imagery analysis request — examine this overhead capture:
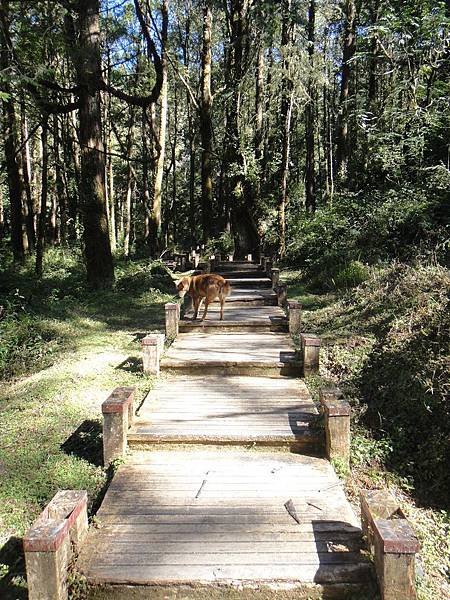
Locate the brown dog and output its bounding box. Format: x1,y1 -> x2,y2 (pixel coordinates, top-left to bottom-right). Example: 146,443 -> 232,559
176,274 -> 231,321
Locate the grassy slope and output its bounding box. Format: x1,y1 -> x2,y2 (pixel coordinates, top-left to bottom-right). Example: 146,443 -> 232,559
0,253 -> 174,598
284,267 -> 450,600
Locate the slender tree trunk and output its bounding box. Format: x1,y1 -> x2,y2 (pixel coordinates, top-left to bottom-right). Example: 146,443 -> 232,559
254,42 -> 265,205
73,0 -> 114,288
0,187 -> 4,239
200,0 -> 213,242
148,0 -> 168,256
0,0 -> 25,263
279,0 -> 294,257
53,115 -> 68,245
36,119 -> 48,277
305,0 -> 316,213
21,101 -> 35,251
335,0 -> 357,182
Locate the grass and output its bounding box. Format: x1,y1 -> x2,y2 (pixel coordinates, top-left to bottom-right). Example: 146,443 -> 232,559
0,250 -> 175,599
283,264 -> 450,600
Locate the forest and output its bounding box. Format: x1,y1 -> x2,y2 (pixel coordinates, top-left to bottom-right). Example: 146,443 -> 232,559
0,1 -> 449,599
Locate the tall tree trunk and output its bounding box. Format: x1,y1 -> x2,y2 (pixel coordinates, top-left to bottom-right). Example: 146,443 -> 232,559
335,0 -> 357,182
254,42 -> 265,205
279,0 -> 294,257
224,0 -> 259,258
53,114 -> 68,245
73,0 -> 114,288
305,0 -> 316,213
0,1 -> 25,263
20,101 -> 35,251
0,187 -> 4,239
36,119 -> 48,277
148,0 -> 168,256
200,0 -> 213,242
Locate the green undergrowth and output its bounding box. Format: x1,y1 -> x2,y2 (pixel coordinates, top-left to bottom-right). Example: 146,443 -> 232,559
0,250 -> 175,599
286,261 -> 449,600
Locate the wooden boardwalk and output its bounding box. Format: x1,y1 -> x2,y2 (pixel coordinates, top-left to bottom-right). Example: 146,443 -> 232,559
78,449 -> 370,588
78,261 -> 373,597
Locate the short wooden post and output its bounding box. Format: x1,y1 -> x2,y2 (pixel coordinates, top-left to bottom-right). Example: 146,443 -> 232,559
277,283 -> 287,308
247,253 -> 252,262
260,254 -> 265,266
102,386 -> 135,465
319,388 -> 350,465
209,255 -> 215,272
165,302 -> 180,339
265,259 -> 273,278
288,300 -> 302,335
301,333 -> 321,375
142,333 -> 165,375
216,252 -> 222,265
193,252 -> 200,268
271,267 -> 280,289
361,490 -> 419,600
24,490 -> 88,600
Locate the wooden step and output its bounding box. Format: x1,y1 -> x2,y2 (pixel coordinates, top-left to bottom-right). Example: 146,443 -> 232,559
216,270 -> 266,279
180,306 -> 287,333
219,288 -> 278,306
77,448 -> 373,592
129,375 -> 319,451
161,332 -> 301,377
227,278 -> 272,289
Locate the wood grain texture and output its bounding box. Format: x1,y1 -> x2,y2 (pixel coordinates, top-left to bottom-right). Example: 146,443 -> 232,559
78,449 -> 370,586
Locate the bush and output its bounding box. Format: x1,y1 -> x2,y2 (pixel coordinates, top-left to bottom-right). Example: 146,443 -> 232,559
333,261 -> 370,290
284,185 -> 449,285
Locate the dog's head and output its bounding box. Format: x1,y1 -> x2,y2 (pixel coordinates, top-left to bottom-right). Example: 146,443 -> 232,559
175,276 -> 190,298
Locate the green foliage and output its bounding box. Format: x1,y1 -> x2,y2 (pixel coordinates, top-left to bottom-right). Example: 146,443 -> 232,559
332,261 -> 369,290
115,260 -> 175,295
204,232 -> 235,257
302,262 -> 450,507
284,186 -> 449,289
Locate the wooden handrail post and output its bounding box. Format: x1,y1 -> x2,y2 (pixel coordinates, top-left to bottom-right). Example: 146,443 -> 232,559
271,267 -> 280,289
300,333 -> 321,375
165,302 -> 180,339
277,283 -> 287,308
319,388 -> 351,466
102,386 -> 135,465
361,490 -> 420,600
142,333 -> 165,375
24,490 -> 88,600
288,300 -> 301,335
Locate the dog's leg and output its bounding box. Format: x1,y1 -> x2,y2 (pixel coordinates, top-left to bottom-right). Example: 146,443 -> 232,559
193,297 -> 200,320
200,298 -> 209,321
220,296 -> 225,320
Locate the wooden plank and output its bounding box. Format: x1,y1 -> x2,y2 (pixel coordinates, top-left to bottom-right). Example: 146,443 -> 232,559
81,563 -> 371,585
87,551 -> 365,567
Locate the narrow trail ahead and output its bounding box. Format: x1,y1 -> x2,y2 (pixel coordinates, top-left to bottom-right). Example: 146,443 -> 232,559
78,261 -> 373,598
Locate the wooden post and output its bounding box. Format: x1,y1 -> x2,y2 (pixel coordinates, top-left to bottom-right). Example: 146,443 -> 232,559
101,386 -> 135,465
288,300 -> 302,335
265,259 -> 273,278
260,254 -> 265,266
24,491 -> 88,600
277,283 -> 287,308
142,333 -> 165,375
319,388 -> 350,465
209,255 -> 215,272
361,490 -> 419,600
300,333 -> 320,375
247,253 -> 252,262
165,303 -> 179,339
271,267 -> 280,289
216,252 -> 222,265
